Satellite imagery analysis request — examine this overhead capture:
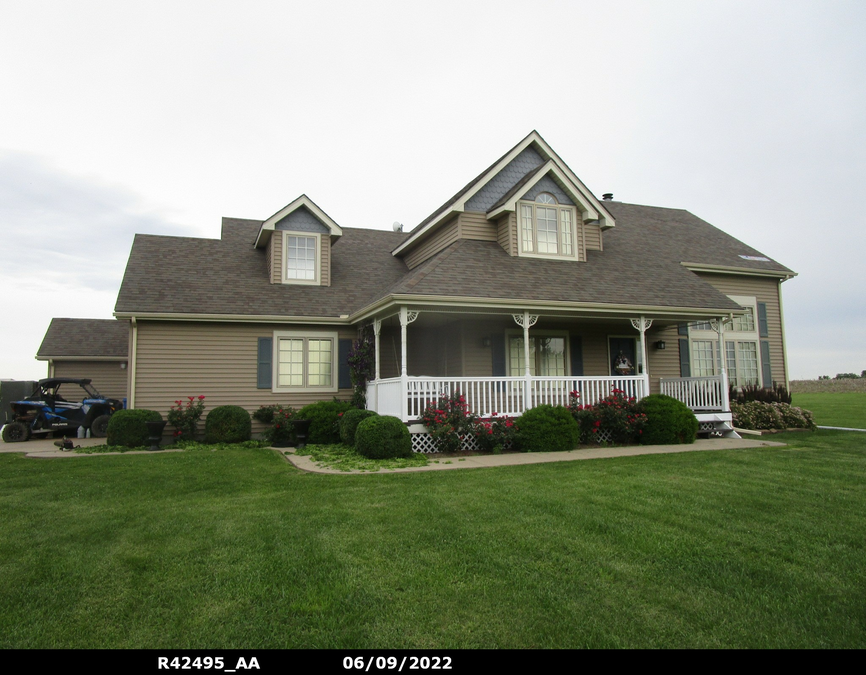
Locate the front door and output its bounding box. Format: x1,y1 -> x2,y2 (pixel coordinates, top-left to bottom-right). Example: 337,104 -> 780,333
608,337 -> 637,376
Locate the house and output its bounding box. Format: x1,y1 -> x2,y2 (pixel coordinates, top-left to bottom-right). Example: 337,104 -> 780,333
108,131 -> 794,445
36,318 -> 129,401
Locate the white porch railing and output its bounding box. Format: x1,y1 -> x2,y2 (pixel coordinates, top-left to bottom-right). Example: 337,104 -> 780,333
660,374 -> 728,412
368,375 -> 649,421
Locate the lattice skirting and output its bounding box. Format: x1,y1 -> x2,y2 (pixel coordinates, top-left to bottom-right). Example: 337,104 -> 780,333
699,421 -> 717,432
410,432 -> 484,454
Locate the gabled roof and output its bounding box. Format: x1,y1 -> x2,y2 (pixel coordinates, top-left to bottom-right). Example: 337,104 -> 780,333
392,131 -> 614,257
254,194 -> 343,248
37,319 -> 129,360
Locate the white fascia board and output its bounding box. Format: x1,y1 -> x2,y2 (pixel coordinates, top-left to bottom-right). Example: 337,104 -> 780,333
113,311 -> 350,325
36,356 -> 127,362
349,293 -> 745,324
682,262 -> 797,280
254,194 -> 343,248
392,132 -> 544,257
485,161 -> 601,221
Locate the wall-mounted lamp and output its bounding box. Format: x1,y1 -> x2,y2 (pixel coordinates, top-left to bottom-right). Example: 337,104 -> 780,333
121,362 -> 128,369
655,341 -> 666,350
482,337 -> 491,348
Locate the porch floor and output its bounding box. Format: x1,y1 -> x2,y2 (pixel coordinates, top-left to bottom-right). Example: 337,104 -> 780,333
281,437 -> 786,475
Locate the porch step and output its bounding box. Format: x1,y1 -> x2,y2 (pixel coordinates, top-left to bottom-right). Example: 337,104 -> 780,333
695,412 -> 741,440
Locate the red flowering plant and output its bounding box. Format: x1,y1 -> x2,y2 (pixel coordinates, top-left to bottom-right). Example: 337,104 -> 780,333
569,389 -> 647,445
420,391 -> 477,453
472,412 -> 518,454
267,405 -> 297,446
167,395 -> 206,441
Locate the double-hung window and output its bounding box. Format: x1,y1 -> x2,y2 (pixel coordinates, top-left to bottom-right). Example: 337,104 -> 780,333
274,331 -> 337,392
282,232 -> 320,284
507,334 -> 567,376
519,193 -> 576,258
686,298 -> 761,387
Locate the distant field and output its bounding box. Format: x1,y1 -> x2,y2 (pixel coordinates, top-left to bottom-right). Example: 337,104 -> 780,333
791,378 -> 866,394
792,392 -> 866,429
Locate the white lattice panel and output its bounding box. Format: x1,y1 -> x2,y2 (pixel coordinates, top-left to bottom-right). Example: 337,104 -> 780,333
410,432 -> 483,454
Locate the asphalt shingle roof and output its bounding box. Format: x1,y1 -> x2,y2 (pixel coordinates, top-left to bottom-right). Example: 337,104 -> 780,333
114,203 -> 793,319
37,318 -> 129,358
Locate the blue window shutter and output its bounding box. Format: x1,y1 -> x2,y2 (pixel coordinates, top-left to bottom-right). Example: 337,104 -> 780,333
678,323 -> 689,336
760,340 -> 772,387
491,334 -> 506,376
570,336 -> 584,376
678,339 -> 691,377
757,303 -> 769,338
338,339 -> 352,390
257,337 -> 272,389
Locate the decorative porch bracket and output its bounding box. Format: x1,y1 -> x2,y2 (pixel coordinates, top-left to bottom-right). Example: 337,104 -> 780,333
513,312 -> 539,406
630,316 -> 653,389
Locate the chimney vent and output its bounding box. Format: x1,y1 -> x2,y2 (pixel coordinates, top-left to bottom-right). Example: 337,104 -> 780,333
602,193 -> 613,201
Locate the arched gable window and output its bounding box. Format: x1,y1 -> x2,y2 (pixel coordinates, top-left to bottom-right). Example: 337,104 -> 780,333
519,193 -> 575,258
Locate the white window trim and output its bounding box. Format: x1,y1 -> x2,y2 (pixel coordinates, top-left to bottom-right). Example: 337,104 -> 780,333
281,231 -> 321,286
272,330 -> 338,393
505,329 -> 570,376
517,196 -> 579,261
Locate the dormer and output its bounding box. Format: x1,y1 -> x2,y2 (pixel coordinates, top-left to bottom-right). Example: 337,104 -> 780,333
393,131 -> 614,268
254,195 -> 342,286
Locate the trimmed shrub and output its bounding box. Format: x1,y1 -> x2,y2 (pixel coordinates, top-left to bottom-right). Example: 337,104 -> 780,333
732,401 -> 815,431
636,394 -> 698,445
339,408 -> 379,446
204,405 -> 252,444
298,400 -> 353,445
355,415 -> 412,459
107,409 -> 162,448
514,404 -> 580,453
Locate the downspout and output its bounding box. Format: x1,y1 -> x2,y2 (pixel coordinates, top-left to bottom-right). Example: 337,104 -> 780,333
129,317 -> 138,409
48,359 -> 54,378
778,279 -> 790,390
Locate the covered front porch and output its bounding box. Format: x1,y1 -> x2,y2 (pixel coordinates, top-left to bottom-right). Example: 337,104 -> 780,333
363,306 -> 736,434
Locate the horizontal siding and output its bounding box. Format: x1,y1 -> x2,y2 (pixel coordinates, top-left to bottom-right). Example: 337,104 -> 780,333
404,217 -> 459,269
645,325 -> 683,393
458,211 -> 498,241
697,273 -> 787,384
496,214 -> 514,256
321,237 -> 330,287
53,360 -> 129,400
132,321 -> 355,431
584,222 -> 603,251
266,236 -> 274,284
271,233 -> 282,284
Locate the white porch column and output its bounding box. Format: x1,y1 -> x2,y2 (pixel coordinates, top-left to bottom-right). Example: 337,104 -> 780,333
399,307 -> 419,422
372,319 -> 382,412
513,312 -> 538,409
630,316 -> 653,399
717,316 -> 731,411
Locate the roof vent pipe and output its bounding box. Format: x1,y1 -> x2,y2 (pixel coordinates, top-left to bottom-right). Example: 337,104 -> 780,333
602,193 -> 613,201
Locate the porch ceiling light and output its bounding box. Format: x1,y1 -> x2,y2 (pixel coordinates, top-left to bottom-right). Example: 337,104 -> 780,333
655,340 -> 666,350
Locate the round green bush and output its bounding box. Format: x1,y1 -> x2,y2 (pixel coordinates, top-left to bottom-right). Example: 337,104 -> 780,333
204,405 -> 252,443
354,415 -> 412,459
514,404 -> 580,453
339,408 -> 379,446
106,409 -> 163,448
298,400 -> 353,444
636,394 -> 698,445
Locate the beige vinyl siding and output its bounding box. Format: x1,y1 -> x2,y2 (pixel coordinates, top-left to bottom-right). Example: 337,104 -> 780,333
584,222 -> 603,251
645,324 -> 685,394
270,234 -> 282,284
320,237 -> 330,287
458,212 -> 498,241
696,273 -> 788,385
52,360 -> 129,401
266,236 -> 274,284
403,217 -> 459,269
496,213 -> 516,256
131,321 -> 355,433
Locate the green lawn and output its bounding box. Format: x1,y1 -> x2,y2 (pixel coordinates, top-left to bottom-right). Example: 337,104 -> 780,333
1,433 -> 865,649
793,392 -> 866,428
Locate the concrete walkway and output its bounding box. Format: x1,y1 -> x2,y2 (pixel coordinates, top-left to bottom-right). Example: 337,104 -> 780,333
1,434 -> 786,469
282,437 -> 787,474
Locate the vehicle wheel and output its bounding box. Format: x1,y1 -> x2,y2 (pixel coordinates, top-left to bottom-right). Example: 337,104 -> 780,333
90,415 -> 111,438
2,422 -> 31,443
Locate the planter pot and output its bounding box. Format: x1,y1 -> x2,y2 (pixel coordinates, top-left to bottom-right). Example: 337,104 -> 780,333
145,420 -> 168,451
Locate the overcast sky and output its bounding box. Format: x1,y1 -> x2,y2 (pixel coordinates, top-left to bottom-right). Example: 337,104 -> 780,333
1,0 -> 864,381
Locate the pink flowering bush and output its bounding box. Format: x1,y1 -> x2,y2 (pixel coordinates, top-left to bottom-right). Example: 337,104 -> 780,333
569,389 -> 646,445
420,391 -> 477,453
472,412 -> 518,454
167,395 -> 206,440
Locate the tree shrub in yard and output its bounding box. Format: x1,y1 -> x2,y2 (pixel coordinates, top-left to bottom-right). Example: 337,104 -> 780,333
354,415 -> 412,459
732,401 -> 815,431
106,409 -> 163,448
636,394 -> 698,445
339,408 -> 378,446
204,405 -> 252,443
298,400 -> 353,444
514,404 -> 579,453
